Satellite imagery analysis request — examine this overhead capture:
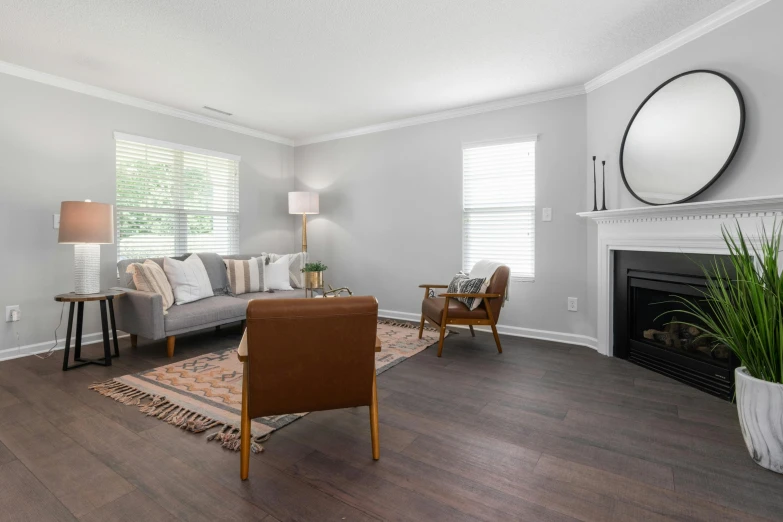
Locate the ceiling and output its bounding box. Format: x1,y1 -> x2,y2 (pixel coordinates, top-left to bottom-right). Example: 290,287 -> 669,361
0,0 -> 738,143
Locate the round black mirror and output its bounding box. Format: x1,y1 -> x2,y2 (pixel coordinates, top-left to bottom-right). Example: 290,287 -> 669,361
620,70 -> 745,206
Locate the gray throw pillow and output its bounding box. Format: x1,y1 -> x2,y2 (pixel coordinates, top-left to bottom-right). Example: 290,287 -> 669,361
196,253 -> 233,296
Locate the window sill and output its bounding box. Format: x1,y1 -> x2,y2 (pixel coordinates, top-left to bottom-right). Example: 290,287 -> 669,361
511,277 -> 535,283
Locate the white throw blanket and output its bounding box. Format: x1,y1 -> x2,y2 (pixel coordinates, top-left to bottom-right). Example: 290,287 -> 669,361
469,260 -> 510,305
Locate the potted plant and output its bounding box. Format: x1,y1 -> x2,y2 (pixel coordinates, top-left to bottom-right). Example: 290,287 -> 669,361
301,261 -> 328,289
673,222 -> 783,473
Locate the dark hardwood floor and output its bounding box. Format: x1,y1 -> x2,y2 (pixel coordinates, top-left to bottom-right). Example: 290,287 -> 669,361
0,324 -> 781,521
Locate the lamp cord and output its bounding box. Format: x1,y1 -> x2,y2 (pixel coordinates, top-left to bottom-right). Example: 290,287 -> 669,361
12,302 -> 64,360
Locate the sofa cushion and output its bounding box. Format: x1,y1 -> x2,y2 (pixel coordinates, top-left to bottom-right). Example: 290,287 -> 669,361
236,289 -> 307,301
164,296 -> 248,334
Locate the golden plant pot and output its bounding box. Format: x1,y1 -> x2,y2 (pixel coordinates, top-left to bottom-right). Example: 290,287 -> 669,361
305,271 -> 324,289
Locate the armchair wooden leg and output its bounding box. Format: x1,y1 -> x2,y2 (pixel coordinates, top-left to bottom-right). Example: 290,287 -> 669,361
370,370 -> 380,460
484,298 -> 502,354
437,298 -> 450,357
130,334 -> 137,348
490,324 -> 503,354
419,287 -> 430,339
240,360 -> 251,480
166,336 -> 176,358
436,325 -> 447,357
469,325 -> 475,337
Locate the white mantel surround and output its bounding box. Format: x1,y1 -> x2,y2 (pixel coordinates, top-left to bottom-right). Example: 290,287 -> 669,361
578,195 -> 783,357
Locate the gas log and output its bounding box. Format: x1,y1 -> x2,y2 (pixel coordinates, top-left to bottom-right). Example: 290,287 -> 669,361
643,317 -> 730,360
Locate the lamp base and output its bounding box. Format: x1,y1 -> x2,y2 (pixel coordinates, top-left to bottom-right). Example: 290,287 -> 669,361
74,244 -> 100,294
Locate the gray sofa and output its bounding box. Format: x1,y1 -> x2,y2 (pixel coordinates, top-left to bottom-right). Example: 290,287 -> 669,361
113,254 -> 305,357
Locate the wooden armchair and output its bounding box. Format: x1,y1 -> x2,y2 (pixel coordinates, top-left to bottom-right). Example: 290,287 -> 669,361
418,265 -> 510,357
238,296 -> 380,480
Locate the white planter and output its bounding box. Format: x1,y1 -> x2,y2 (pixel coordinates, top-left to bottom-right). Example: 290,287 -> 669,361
735,367 -> 783,473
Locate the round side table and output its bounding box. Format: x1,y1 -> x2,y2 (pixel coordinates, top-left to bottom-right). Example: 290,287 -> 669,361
54,289 -> 125,371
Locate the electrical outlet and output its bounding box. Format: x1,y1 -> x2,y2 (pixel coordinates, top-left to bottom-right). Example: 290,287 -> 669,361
53,214 -> 60,229
6,305 -> 20,322
567,297 -> 578,312
542,208 -> 552,222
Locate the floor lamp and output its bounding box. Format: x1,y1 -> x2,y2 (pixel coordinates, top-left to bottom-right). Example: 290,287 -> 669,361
58,200 -> 114,294
288,192 -> 319,253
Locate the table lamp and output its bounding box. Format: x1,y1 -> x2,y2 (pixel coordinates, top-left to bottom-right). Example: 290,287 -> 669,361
58,200 -> 114,294
288,192 -> 319,253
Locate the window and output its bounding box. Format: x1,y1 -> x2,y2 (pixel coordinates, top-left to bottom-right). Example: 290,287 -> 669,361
462,137 -> 536,280
115,133 -> 240,261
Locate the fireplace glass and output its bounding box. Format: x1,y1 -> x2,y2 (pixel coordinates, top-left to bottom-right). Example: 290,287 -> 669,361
630,286 -> 731,369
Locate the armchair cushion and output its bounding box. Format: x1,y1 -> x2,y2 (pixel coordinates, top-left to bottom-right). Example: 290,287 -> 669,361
422,297 -> 489,322
446,273 -> 489,310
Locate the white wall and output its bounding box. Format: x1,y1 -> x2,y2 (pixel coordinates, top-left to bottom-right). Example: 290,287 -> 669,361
584,0 -> 783,338
0,73 -> 295,353
295,95 -> 593,343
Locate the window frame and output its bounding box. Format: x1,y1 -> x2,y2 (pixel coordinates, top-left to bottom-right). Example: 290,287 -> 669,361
461,135 -> 537,282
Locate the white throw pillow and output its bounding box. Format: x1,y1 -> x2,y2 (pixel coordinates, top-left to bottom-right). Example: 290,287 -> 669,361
163,254 -> 214,305
266,251 -> 307,288
266,255 -> 294,291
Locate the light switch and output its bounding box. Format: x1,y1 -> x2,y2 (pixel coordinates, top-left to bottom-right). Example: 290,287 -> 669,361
542,208 -> 552,222
53,214 -> 60,229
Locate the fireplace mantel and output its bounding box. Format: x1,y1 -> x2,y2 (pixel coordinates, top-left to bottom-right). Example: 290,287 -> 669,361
578,194 -> 783,357
577,195 -> 783,224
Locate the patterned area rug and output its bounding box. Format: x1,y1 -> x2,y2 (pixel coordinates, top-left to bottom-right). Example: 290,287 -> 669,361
90,319 -> 448,452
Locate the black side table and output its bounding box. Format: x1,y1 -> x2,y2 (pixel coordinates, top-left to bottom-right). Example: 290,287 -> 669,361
54,289 -> 125,371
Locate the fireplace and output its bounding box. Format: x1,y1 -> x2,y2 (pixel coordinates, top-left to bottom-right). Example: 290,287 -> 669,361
614,250 -> 739,400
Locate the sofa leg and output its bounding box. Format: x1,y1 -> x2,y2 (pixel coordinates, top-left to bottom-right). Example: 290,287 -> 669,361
166,336 -> 176,358
418,314 -> 425,339
130,334 -> 137,348
469,325 -> 475,337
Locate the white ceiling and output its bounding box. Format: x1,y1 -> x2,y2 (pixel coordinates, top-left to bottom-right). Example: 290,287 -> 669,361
0,0 -> 737,143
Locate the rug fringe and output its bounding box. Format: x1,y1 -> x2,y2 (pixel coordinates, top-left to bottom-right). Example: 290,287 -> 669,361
378,318 -> 456,335
88,379 -> 266,452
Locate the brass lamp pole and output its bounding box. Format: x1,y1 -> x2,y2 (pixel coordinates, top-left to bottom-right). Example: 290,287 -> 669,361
288,192 -> 319,253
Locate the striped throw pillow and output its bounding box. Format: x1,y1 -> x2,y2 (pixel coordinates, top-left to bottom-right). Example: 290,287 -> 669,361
126,260 -> 174,312
447,273 -> 489,311
224,257 -> 266,295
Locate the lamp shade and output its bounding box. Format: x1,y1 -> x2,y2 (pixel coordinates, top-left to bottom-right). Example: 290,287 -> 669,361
288,192 -> 319,215
58,201 -> 114,244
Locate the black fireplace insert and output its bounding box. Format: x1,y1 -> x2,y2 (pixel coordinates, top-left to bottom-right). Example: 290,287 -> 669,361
614,250 -> 739,400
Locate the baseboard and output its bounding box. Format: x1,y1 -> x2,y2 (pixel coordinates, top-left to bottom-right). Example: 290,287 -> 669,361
0,331 -> 129,362
378,309 -> 598,350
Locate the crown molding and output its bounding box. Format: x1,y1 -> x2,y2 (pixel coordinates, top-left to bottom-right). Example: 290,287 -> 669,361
0,0 -> 767,148
294,85 -> 586,146
0,60 -> 294,146
584,0 -> 770,93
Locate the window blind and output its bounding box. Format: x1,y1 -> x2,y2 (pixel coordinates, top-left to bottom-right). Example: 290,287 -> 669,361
463,138 -> 536,280
115,134 -> 240,261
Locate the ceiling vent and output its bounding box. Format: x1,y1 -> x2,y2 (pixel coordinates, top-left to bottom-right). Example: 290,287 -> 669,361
203,106 -> 232,116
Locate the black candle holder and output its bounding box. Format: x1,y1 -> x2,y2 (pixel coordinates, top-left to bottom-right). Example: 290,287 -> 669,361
592,156 -> 598,211
601,160 -> 607,211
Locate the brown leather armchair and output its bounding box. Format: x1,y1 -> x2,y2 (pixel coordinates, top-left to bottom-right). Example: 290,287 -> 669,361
418,266 -> 510,357
239,296 -> 380,480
